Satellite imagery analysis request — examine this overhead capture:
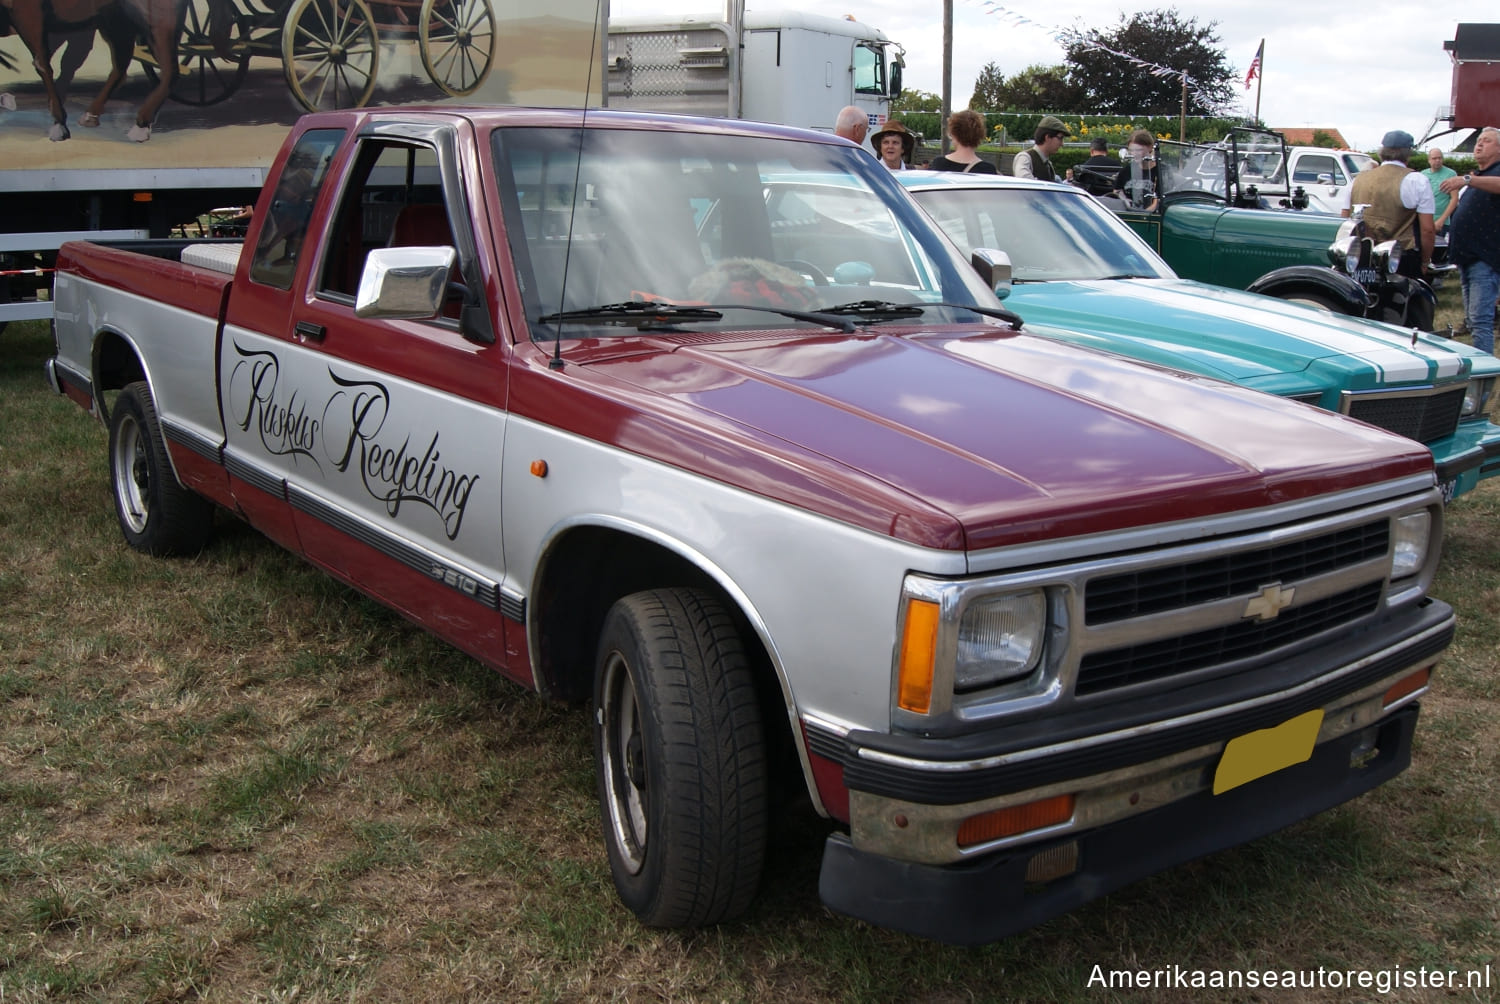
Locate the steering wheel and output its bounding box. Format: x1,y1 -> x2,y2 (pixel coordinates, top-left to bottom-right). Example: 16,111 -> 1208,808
779,259 -> 830,286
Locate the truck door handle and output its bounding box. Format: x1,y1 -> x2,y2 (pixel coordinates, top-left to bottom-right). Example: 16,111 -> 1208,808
294,321 -> 325,342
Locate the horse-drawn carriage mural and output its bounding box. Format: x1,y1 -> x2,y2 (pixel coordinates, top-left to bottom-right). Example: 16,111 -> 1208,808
1,0 -> 597,145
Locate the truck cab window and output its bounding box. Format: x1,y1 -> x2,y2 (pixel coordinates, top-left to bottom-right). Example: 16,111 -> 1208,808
852,43 -> 884,95
249,129 -> 345,290
317,140 -> 455,307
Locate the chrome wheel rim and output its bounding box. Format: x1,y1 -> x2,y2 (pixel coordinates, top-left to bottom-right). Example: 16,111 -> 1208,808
599,651 -> 648,875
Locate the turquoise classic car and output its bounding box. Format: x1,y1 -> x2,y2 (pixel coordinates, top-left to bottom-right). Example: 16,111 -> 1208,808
895,170 -> 1500,499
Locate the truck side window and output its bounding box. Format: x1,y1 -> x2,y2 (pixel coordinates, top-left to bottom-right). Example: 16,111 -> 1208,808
317,140 -> 450,302
852,43 -> 884,95
249,129 -> 345,290
1293,154 -> 1345,186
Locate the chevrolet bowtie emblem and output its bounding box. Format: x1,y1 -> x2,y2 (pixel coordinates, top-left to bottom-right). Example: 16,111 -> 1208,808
1244,583 -> 1296,621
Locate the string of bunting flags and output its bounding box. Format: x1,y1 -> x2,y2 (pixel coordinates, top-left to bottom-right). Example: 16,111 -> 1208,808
968,1 -> 1220,107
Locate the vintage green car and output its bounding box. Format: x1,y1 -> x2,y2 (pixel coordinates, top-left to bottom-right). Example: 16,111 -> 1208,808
1104,129 -> 1441,330
895,169 -> 1500,500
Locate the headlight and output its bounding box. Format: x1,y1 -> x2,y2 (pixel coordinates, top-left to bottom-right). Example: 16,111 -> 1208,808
1374,240 -> 1401,275
1328,235 -> 1360,272
1463,377 -> 1496,418
955,590 -> 1045,690
1391,511 -> 1431,580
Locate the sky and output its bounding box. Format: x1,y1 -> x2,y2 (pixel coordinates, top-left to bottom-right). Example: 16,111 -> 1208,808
605,0 -> 1472,153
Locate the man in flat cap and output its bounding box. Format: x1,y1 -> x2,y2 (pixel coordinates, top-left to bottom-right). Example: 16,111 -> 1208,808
1344,128 -> 1435,280
1012,115 -> 1070,182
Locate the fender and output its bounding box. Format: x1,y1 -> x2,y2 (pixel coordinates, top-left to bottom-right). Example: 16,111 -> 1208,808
1247,264 -> 1373,315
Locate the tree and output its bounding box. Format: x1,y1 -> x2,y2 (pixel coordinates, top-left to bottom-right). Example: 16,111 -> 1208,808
968,61 -> 1006,111
1063,9 -> 1235,116
891,89 -> 942,114
990,64 -> 1084,113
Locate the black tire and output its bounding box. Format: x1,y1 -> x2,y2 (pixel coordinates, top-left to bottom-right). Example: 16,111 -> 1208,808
108,382 -> 214,556
593,587 -> 767,929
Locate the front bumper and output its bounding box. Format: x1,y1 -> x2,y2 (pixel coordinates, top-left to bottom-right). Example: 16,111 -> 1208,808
813,598 -> 1453,944
820,704 -> 1416,946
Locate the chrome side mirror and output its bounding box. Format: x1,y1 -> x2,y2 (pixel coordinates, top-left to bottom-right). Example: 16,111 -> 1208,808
355,246 -> 457,319
971,248 -> 1012,299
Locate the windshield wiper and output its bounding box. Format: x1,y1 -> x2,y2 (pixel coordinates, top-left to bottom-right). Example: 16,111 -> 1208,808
536,301 -> 725,328
537,301 -> 856,333
821,299 -> 927,321
821,299 -> 1024,331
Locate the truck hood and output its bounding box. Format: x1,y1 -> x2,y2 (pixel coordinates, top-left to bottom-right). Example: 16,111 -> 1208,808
1009,278 -> 1472,387
560,325 -> 1432,553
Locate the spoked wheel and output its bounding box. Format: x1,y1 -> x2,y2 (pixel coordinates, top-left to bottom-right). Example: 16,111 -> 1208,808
282,0 -> 379,112
108,383 -> 214,556
140,0 -> 252,106
418,0 -> 495,97
593,588 -> 767,928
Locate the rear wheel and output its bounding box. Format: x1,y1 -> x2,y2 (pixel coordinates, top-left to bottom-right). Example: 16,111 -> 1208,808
593,587 -> 767,928
419,0 -> 495,97
109,382 -> 214,555
282,0 -> 379,112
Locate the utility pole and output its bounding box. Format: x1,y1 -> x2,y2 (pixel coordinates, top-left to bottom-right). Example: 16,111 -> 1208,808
1179,74 -> 1186,142
942,0 -> 953,155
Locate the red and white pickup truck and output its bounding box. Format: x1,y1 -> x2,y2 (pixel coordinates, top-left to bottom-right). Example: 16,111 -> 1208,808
47,106 -> 1455,944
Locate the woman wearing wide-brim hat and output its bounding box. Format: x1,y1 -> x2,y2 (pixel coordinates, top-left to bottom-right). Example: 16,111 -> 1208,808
870,120 -> 915,171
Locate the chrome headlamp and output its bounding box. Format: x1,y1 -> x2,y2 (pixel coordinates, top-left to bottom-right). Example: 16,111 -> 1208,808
1329,235 -> 1364,274
1373,240 -> 1401,275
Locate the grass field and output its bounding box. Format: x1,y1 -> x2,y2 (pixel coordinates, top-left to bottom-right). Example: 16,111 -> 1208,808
2,316 -> 1498,1003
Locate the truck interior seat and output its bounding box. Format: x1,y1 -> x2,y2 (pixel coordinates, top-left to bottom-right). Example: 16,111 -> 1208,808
388,203 -> 454,249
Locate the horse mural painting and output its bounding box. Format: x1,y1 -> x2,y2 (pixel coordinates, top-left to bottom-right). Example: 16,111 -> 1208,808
2,0 -> 206,141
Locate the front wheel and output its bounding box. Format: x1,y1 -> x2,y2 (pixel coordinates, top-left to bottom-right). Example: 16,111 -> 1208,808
593,587 -> 767,929
109,382 -> 214,556
1284,293 -> 1339,313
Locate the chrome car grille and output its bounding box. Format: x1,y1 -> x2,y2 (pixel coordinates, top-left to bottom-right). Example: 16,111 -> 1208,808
1070,517 -> 1395,698
1077,582 -> 1383,694
1086,520 -> 1389,624
1344,386 -> 1465,445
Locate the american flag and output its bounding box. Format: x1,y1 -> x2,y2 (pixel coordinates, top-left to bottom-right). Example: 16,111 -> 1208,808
1245,40 -> 1263,91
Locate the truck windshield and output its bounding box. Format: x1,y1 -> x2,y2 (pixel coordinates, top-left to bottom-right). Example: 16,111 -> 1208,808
491,126 -> 998,339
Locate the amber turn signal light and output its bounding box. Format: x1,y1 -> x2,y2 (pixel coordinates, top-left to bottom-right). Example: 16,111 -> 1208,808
1383,667 -> 1430,707
897,598 -> 939,714
957,793 -> 1074,848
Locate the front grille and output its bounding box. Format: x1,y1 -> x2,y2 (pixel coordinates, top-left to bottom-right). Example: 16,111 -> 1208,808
1086,520 -> 1389,625
1076,581 -> 1384,695
1346,387 -> 1465,444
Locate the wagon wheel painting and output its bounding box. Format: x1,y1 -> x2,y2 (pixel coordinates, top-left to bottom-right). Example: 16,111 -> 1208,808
137,0 -> 252,106
418,0 -> 495,97
281,0 -> 379,112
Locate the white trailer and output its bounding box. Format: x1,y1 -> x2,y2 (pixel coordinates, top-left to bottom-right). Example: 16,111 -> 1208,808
606,6 -> 904,134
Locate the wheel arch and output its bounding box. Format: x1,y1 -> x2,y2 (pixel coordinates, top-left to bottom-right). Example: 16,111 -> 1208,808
90,325 -> 152,423
527,518 -> 816,811
89,328 -> 198,494
1247,265 -> 1372,314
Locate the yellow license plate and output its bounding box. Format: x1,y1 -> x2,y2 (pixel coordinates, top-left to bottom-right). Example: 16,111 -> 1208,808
1213,709 -> 1324,795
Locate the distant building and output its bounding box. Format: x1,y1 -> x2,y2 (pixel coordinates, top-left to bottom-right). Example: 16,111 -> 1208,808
1275,128 -> 1353,149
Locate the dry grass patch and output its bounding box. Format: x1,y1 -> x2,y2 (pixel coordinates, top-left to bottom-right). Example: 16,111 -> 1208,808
3,319 -> 1498,1002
